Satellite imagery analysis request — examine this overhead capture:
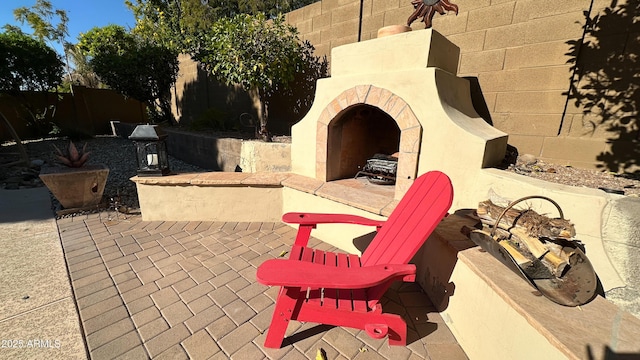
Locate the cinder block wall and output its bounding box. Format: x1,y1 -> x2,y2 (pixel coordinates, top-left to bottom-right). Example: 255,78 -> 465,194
285,0 -> 638,171
171,54 -> 305,137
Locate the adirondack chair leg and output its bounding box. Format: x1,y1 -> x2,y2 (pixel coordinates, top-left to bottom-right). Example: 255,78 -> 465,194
264,286 -> 303,348
385,314 -> 408,346
361,313 -> 407,345
295,304 -> 409,346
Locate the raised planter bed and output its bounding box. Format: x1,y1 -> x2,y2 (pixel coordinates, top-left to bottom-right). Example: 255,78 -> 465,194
165,129 -> 291,172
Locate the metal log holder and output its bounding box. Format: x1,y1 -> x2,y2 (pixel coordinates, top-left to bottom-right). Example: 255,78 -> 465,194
469,195 -> 599,306
355,153 -> 398,185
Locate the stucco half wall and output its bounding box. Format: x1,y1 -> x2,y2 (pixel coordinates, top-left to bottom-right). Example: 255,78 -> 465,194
136,184 -> 283,222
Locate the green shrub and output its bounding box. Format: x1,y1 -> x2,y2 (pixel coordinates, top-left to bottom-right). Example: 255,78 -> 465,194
189,108 -> 235,132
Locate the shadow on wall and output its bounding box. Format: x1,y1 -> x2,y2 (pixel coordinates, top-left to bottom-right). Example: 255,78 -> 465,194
586,345 -> 640,360
173,63 -> 259,132
266,51 -> 329,135
464,76 -> 494,126
173,52 -> 328,136
565,0 -> 640,175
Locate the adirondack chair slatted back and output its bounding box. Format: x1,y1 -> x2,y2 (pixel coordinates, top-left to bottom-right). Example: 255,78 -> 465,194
360,171 -> 453,267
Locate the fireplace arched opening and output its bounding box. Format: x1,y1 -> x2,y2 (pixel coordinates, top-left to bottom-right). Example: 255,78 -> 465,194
326,104 -> 401,182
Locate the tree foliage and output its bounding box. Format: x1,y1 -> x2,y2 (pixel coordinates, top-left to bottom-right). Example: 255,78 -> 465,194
78,25 -> 136,57
195,14 -> 301,91
126,0 -> 318,53
13,0 -> 69,45
0,29 -> 64,93
236,0 -> 316,18
12,0 -> 72,84
125,0 -> 324,135
78,25 -> 179,123
126,0 -> 220,53
62,43 -> 103,89
193,14 -> 320,139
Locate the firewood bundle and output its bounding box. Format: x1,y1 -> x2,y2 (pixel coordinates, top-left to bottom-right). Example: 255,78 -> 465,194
474,198 -> 579,279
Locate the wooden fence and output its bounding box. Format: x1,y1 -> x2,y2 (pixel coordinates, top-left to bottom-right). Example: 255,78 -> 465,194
0,86 -> 147,142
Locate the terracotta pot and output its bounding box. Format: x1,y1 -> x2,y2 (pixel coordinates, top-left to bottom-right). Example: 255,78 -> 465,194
39,164 -> 109,209
377,25 -> 412,38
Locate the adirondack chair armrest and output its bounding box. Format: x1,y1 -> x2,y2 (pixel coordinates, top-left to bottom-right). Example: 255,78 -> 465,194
282,212 -> 385,229
283,213 -> 385,246
257,259 -> 416,289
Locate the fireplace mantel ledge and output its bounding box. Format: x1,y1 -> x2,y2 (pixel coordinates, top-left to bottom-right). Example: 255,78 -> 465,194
131,172 -> 398,216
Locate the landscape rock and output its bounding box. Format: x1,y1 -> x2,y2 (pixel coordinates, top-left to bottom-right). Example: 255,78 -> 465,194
517,153 -> 538,166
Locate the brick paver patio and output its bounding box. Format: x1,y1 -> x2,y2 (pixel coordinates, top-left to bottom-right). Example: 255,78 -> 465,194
57,212 -> 467,359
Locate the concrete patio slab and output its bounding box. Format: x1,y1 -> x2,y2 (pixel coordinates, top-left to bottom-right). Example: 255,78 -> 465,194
0,188 -> 86,359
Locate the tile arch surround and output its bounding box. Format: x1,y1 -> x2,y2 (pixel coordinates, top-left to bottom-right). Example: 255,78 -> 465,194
316,85 -> 422,200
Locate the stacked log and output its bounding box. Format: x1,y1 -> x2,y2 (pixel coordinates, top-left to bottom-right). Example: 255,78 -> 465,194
475,199 -> 578,278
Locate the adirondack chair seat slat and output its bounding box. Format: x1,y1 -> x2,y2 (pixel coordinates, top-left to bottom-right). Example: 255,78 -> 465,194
258,246 -> 416,292
257,171 -> 453,349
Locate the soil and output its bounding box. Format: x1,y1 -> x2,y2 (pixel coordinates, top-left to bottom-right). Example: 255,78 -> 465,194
503,154 -> 640,197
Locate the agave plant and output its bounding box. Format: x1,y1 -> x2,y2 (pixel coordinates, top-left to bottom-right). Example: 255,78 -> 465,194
53,141 -> 91,168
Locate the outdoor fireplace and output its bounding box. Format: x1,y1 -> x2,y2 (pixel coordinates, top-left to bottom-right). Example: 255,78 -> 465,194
290,29 -> 508,201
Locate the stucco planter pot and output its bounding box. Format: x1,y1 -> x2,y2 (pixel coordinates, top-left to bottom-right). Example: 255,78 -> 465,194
39,164 -> 109,209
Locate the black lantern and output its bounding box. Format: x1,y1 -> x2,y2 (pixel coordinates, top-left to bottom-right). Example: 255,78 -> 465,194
129,124 -> 171,176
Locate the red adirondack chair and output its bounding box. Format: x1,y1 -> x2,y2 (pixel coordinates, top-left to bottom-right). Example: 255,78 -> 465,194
256,171 -> 453,348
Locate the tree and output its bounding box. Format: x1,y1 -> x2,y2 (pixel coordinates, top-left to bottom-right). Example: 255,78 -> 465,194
193,14 -> 318,140
77,25 -> 136,58
13,0 -> 68,44
13,0 -> 73,86
61,43 -> 103,89
236,0 -> 317,18
0,29 -> 64,137
125,0 -> 324,135
78,25 -> 179,123
126,0 -> 221,53
0,29 -> 64,93
126,0 -> 318,52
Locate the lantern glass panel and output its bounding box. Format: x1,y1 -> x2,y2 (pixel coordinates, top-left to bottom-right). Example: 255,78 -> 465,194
129,124 -> 171,176
133,141 -> 170,176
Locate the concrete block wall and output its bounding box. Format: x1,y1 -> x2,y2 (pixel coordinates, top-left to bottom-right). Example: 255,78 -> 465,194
171,54 -> 260,128
170,53 -> 306,136
285,0 -> 639,171
164,129 -> 291,173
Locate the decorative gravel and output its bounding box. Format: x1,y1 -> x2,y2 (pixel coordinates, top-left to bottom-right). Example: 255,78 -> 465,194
12,136 -> 207,211
504,155 -> 640,197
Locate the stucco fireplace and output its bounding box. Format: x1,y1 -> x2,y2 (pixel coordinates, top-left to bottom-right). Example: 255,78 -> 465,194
291,29 -> 508,201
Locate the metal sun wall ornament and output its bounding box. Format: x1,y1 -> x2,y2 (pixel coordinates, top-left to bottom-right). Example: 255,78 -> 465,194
407,0 -> 459,29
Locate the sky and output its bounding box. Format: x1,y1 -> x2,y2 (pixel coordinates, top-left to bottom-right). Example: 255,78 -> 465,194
0,0 -> 136,55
